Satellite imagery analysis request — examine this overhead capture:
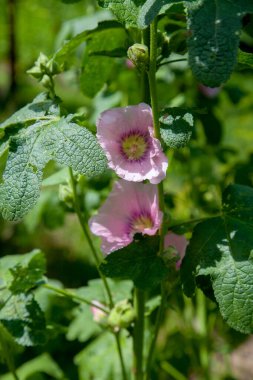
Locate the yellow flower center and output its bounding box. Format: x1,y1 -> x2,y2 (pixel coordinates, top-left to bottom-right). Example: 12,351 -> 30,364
121,134 -> 148,161
132,214 -> 153,232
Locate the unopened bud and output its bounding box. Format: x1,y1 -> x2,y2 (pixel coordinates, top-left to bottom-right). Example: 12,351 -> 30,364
108,300 -> 136,329
127,43 -> 149,72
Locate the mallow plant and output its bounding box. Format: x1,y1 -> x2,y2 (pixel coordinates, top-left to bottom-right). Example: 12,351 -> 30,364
0,1 -> 253,379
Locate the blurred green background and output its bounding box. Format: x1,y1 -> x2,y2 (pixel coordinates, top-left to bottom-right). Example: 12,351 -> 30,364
1,1 -> 253,379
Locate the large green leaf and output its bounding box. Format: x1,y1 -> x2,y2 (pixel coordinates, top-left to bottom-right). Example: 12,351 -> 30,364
0,93 -> 60,133
81,26 -> 128,97
0,99 -> 107,221
186,0 -> 253,87
181,184 -> 253,334
138,0 -> 196,28
0,292 -> 46,346
53,20 -> 123,65
100,236 -> 168,290
98,0 -> 144,27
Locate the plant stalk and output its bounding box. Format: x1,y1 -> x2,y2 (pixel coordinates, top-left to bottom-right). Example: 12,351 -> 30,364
133,288 -> 146,380
148,18 -> 165,255
43,283 -> 108,313
68,168 -> 128,380
145,283 -> 166,379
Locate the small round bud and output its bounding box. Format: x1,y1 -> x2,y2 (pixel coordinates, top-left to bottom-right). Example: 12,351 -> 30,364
127,43 -> 149,72
108,300 -> 136,329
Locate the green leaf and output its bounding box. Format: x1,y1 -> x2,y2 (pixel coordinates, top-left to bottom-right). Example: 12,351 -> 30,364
0,323 -> 20,374
0,250 -> 45,297
9,251 -> 46,294
0,108 -> 107,221
53,20 -> 123,65
67,304 -> 102,343
186,0 -> 251,87
81,26 -> 128,97
75,279 -> 133,307
0,123 -> 50,221
75,331 -> 132,380
0,293 -> 46,346
98,0 -> 144,27
237,50 -> 253,70
43,118 -> 107,177
0,93 -> 60,132
138,0 -> 196,29
181,184 -> 253,334
100,236 -> 168,290
1,353 -> 66,380
160,108 -> 194,148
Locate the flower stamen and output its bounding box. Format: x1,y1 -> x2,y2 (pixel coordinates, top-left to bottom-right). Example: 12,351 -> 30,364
129,211 -> 154,234
121,132 -> 149,161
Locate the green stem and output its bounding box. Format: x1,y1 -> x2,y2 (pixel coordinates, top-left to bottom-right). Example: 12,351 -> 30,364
148,18 -> 165,255
133,288 -> 146,380
115,333 -> 128,380
160,361 -> 187,380
196,290 -> 210,379
145,284 -> 166,380
68,167 -> 113,308
158,58 -> 187,68
43,283 -> 108,313
68,168 -> 128,380
144,18 -> 167,379
169,213 -> 221,230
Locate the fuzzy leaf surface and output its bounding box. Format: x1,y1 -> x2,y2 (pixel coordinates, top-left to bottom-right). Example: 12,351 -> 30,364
98,0 -> 144,27
160,108 -> 194,148
186,0 -> 253,87
0,93 -> 60,132
0,106 -> 107,221
100,236 -> 168,290
181,184 -> 253,334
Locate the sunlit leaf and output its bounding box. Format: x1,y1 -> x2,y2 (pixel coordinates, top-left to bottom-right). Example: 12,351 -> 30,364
181,184 -> 253,334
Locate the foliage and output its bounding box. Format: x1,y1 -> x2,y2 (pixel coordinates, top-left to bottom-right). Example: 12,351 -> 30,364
1,0 -> 253,379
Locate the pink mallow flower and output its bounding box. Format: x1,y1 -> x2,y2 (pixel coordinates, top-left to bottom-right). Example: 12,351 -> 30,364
89,180 -> 163,254
164,232 -> 188,269
96,103 -> 168,184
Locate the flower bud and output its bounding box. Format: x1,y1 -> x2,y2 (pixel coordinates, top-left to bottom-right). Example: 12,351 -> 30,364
58,184 -> 74,206
108,300 -> 136,329
40,74 -> 52,90
26,66 -> 44,80
127,43 -> 149,72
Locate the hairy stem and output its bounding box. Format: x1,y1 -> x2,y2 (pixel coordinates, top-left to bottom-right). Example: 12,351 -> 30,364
133,288 -> 146,380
